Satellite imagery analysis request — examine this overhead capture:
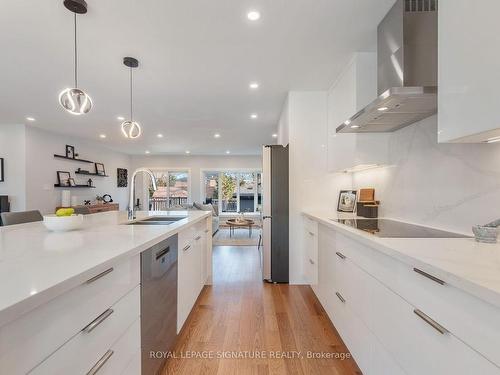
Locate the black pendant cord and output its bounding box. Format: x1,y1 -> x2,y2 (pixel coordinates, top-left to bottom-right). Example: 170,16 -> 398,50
74,13 -> 78,88
130,67 -> 133,121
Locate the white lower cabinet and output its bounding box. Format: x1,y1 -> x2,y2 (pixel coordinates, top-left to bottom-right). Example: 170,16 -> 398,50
30,286 -> 140,375
177,219 -> 210,333
312,220 -> 500,375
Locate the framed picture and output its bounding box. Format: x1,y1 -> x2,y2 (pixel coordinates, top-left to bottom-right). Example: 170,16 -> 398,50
57,171 -> 71,187
95,163 -> 106,176
65,145 -> 75,159
0,158 -> 3,182
68,178 -> 76,187
117,168 -> 128,187
337,190 -> 358,213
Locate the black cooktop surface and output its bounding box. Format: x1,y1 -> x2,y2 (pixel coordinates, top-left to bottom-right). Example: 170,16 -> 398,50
334,218 -> 471,238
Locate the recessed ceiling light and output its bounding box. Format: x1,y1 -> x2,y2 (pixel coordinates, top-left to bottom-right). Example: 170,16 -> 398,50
272,133 -> 278,138
145,150 -> 150,154
157,133 -> 163,138
226,150 -> 231,154
26,116 -> 35,122
117,116 -> 125,121
185,150 -> 191,154
250,113 -> 258,119
378,107 -> 389,111
214,133 -> 221,138
350,125 -> 360,129
247,11 -> 261,21
249,82 -> 259,90
99,134 -> 106,139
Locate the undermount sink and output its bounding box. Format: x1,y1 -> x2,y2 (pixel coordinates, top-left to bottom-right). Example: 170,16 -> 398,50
126,216 -> 187,225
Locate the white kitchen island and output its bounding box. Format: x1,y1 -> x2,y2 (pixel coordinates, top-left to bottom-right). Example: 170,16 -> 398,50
0,210 -> 212,375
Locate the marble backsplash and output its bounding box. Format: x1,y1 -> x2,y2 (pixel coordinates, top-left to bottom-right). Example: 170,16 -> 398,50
351,115 -> 500,234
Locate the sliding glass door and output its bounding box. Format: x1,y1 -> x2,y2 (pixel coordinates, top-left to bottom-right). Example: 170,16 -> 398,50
149,170 -> 189,210
203,171 -> 261,214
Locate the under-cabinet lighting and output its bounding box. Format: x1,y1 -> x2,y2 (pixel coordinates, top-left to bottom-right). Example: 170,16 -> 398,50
485,136 -> 500,143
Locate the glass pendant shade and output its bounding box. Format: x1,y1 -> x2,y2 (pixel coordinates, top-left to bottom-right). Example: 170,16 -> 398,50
121,120 -> 142,139
58,88 -> 92,115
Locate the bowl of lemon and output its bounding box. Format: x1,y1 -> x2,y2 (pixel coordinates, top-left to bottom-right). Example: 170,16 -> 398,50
43,208 -> 84,232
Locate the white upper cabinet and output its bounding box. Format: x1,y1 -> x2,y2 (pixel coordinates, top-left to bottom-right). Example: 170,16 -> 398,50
438,0 -> 500,143
328,53 -> 390,172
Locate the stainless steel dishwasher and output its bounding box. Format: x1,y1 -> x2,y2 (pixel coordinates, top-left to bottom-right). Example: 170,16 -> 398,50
141,234 -> 178,375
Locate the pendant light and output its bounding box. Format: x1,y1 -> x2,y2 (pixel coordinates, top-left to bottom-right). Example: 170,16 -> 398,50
58,0 -> 93,115
121,57 -> 142,139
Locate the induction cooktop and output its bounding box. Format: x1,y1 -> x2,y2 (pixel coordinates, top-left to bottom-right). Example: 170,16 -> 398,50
334,218 -> 471,238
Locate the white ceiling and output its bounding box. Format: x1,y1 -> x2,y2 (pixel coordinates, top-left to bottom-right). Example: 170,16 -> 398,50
0,0 -> 395,155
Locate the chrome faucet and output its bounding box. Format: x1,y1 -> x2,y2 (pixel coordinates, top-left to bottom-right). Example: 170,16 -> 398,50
128,168 -> 157,220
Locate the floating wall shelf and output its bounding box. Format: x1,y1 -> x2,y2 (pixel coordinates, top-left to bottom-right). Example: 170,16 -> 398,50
75,171 -> 109,177
54,154 -> 93,163
54,184 -> 96,188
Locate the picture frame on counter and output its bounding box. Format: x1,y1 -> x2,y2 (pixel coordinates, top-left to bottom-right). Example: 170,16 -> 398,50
57,171 -> 71,187
0,158 -> 3,182
68,178 -> 76,187
95,162 -> 106,176
337,190 -> 358,212
65,145 -> 75,159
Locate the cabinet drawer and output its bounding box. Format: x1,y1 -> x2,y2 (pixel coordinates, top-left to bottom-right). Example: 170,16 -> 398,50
178,226 -> 195,251
0,256 -> 140,375
30,286 -> 140,375
369,273 -> 500,375
121,348 -> 141,375
336,232 -> 500,367
304,216 -> 318,236
95,318 -> 141,375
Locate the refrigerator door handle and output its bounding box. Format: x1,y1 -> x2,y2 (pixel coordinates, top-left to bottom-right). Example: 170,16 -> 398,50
263,215 -> 272,219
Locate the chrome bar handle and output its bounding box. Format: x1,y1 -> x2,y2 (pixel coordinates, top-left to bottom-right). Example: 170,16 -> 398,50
309,258 -> 315,265
85,267 -> 113,284
87,350 -> 114,375
182,244 -> 191,252
335,292 -> 346,303
82,309 -> 114,334
413,268 -> 445,285
413,309 -> 449,335
308,231 -> 315,236
195,236 -> 202,241
204,229 -> 209,233
336,251 -> 346,260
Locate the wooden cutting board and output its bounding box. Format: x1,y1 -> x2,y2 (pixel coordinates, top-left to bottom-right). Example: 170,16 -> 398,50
359,188 -> 375,202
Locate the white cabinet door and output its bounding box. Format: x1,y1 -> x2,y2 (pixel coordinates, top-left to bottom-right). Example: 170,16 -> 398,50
327,52 -> 389,172
438,0 -> 500,143
177,236 -> 195,332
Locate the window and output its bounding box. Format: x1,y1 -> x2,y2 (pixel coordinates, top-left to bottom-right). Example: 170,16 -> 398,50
203,171 -> 262,214
149,170 -> 189,210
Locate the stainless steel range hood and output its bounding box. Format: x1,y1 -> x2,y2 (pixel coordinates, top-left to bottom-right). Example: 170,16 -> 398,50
337,0 -> 437,133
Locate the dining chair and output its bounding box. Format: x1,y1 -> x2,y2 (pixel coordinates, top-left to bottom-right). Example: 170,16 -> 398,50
0,210 -> 43,226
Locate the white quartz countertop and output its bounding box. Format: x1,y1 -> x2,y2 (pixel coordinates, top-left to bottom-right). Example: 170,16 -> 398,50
303,211 -> 500,309
0,210 -> 211,327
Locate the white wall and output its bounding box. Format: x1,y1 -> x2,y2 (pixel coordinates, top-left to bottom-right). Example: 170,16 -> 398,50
0,124 -> 26,211
352,115 -> 500,234
23,126 -> 132,214
130,154 -> 262,206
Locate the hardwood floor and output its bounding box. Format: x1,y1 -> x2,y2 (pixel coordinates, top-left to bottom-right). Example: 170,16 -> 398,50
162,246 -> 361,375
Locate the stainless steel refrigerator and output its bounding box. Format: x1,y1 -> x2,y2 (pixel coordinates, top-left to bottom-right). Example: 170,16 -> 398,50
261,145 -> 289,283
